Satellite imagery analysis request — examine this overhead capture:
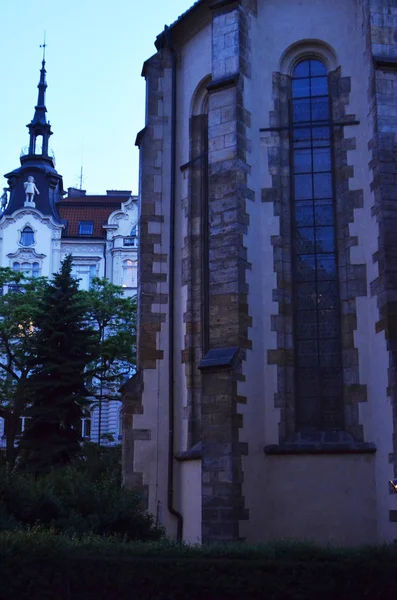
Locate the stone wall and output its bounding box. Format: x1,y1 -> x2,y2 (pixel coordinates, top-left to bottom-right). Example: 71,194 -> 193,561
199,0 -> 254,542
122,50 -> 172,515
366,0 -> 397,532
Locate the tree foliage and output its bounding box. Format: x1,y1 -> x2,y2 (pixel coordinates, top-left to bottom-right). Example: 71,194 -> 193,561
0,256 -> 137,471
18,255 -> 97,474
0,268 -> 46,467
83,278 -> 137,402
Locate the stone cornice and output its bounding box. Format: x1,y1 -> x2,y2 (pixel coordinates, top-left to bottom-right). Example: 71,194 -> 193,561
210,0 -> 239,12
0,207 -> 64,231
207,74 -> 240,93
373,55 -> 397,70
7,247 -> 46,260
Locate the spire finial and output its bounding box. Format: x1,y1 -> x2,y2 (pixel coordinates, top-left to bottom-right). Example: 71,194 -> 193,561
26,37 -> 53,157
40,31 -> 47,63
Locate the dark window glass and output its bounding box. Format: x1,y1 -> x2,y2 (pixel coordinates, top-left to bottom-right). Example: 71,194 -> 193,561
292,78 -> 310,98
294,150 -> 312,173
313,148 -> 331,172
292,99 -> 311,123
294,174 -> 313,200
78,221 -> 94,235
296,228 -> 315,254
312,126 -> 330,146
20,226 -> 34,247
310,77 -> 328,97
295,201 -> 314,226
315,200 -> 334,225
310,60 -> 327,76
295,256 -> 316,282
311,97 -> 329,121
291,59 -> 342,430
294,61 -> 310,77
315,227 -> 335,253
293,127 -> 311,148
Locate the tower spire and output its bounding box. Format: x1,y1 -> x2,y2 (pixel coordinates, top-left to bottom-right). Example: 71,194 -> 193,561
26,37 -> 53,157
40,31 -> 47,61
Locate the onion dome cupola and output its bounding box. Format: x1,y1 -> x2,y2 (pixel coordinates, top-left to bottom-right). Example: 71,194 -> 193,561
3,50 -> 65,220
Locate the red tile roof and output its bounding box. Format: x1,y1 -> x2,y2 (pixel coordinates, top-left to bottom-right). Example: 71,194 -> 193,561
58,194 -> 126,238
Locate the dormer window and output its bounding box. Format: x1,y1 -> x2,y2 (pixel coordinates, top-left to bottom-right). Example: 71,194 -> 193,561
20,226 -> 34,247
78,221 -> 94,236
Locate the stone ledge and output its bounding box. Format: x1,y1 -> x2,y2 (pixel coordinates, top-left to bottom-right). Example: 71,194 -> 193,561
199,346 -> 240,370
135,127 -> 147,148
373,56 -> 397,70
210,0 -> 239,13
264,431 -> 377,455
176,441 -> 202,461
207,74 -> 240,94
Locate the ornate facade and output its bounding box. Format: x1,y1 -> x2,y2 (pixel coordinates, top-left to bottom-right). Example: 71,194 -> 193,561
0,58 -> 138,447
124,0 -> 397,544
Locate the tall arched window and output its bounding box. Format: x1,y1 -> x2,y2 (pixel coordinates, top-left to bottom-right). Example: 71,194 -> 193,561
20,226 -> 34,247
291,59 -> 342,431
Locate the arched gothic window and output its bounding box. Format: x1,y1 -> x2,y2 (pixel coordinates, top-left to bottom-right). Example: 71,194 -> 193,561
20,226 -> 34,247
291,59 -> 343,431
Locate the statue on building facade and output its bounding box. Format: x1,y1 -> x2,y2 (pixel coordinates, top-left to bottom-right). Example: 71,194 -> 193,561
1,188 -> 8,211
24,176 -> 40,207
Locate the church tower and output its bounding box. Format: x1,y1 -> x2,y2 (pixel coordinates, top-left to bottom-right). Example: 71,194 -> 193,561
3,53 -> 64,220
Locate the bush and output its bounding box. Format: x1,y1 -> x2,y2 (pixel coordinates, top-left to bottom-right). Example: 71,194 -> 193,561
0,464 -> 162,541
0,532 -> 397,600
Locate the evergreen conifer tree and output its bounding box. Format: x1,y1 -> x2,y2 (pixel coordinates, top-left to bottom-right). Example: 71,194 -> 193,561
19,255 -> 96,474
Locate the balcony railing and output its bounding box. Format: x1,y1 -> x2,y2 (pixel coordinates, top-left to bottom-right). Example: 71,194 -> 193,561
123,237 -> 138,247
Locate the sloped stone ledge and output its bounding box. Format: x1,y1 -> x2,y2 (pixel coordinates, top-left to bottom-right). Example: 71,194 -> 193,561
264,431 -> 377,455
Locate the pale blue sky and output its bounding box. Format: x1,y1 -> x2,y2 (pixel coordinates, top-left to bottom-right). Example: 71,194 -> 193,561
0,0 -> 194,195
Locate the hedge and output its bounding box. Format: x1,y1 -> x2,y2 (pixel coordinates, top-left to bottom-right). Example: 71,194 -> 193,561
1,531 -> 397,600
0,464 -> 162,541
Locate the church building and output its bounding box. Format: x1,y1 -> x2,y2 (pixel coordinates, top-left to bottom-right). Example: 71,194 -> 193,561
0,57 -> 138,446
123,0 -> 397,545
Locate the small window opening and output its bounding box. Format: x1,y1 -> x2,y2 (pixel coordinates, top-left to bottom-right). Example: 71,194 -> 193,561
20,226 -> 35,247
78,221 -> 94,236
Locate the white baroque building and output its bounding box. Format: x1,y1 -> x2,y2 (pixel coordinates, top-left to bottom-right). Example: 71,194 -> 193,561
0,58 -> 137,448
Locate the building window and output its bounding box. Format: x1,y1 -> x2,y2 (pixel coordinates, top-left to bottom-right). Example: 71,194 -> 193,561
12,261 -> 40,278
20,226 -> 35,247
118,409 -> 123,440
122,259 -> 136,288
72,264 -> 97,290
291,59 -> 343,431
123,225 -> 138,247
81,414 -> 91,439
78,221 -> 94,236
3,415 -> 30,438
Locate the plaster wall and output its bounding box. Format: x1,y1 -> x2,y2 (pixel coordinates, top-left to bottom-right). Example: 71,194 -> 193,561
261,454 -> 377,545
179,459 -> 202,544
